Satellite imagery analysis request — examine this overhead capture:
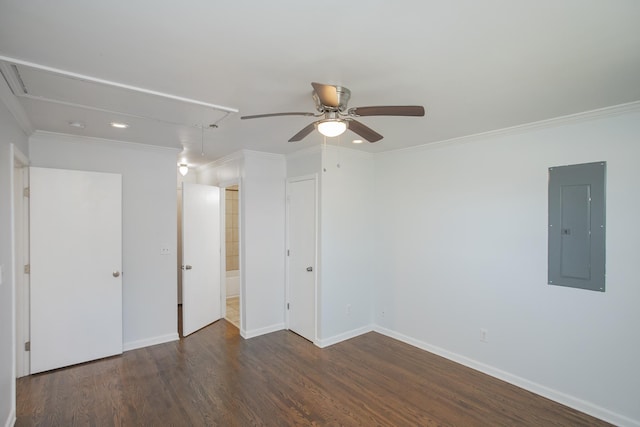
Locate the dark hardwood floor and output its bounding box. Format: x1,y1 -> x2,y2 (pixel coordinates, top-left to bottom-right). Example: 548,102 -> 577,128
16,321 -> 611,426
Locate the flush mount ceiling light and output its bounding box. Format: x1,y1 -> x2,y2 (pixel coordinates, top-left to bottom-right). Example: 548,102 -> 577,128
316,119 -> 347,138
110,121 -> 129,129
178,163 -> 189,176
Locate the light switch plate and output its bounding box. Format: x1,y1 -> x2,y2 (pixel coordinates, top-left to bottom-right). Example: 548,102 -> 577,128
160,247 -> 170,255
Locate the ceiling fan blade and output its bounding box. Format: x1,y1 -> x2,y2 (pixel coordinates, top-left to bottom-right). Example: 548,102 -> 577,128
348,120 -> 383,143
241,112 -> 315,120
288,122 -> 317,142
311,82 -> 340,108
349,106 -> 425,117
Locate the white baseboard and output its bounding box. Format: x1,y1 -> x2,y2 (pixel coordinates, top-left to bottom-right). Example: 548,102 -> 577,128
123,332 -> 179,352
373,326 -> 639,427
241,323 -> 285,339
315,324 -> 373,348
4,409 -> 15,427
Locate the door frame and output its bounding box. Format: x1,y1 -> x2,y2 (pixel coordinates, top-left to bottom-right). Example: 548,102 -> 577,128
285,174 -> 318,343
12,144 -> 29,378
219,179 -> 242,332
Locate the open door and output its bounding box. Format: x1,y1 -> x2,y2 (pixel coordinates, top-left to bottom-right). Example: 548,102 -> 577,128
182,183 -> 222,336
30,167 -> 123,373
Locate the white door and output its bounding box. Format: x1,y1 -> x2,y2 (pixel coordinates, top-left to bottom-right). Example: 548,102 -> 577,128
30,167 -> 122,374
182,183 -> 221,336
287,178 -> 316,342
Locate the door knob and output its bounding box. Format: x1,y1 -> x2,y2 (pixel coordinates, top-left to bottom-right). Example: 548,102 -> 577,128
306,266 -> 313,272
112,271 -> 120,278
182,265 -> 193,270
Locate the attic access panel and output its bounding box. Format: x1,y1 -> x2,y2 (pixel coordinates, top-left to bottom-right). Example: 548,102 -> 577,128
0,58 -> 235,127
548,161 -> 606,292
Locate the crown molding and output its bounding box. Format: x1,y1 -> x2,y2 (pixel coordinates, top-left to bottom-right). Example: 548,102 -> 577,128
30,130 -> 180,153
242,149 -> 285,160
286,145 -> 323,160
287,143 -> 374,160
322,144 -> 375,159
384,100 -> 640,156
197,150 -> 245,173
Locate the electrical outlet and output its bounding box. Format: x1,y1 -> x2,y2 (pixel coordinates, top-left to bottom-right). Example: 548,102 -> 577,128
160,247 -> 170,255
346,304 -> 351,316
381,310 -> 385,318
480,328 -> 488,343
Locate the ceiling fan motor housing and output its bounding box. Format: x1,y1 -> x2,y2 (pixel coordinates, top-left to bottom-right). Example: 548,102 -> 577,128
314,85 -> 351,112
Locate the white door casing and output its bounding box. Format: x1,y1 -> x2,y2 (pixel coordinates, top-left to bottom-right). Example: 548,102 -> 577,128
181,183 -> 221,336
287,177 -> 317,342
13,147 -> 29,378
30,167 -> 123,374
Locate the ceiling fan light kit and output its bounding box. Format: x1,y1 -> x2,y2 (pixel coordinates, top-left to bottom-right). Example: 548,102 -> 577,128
241,82 -> 425,143
317,119 -> 347,137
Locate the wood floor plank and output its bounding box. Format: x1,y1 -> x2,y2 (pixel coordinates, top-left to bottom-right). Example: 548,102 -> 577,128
16,320 -> 612,426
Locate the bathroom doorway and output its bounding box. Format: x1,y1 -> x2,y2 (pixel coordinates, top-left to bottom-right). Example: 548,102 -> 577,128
224,185 -> 240,329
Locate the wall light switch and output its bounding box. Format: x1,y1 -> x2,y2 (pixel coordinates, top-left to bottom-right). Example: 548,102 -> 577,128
160,247 -> 170,255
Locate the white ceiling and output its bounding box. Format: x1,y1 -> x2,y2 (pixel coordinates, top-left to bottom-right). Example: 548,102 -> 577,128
1,0 -> 639,168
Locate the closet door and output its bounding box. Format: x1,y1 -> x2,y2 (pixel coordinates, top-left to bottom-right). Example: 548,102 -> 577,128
287,177 -> 316,342
30,167 -> 122,373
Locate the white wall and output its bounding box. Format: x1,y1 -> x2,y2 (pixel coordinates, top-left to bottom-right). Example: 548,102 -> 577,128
198,150 -> 286,338
286,145 -> 375,346
373,106 -> 640,426
318,146 -> 375,345
243,152 -> 286,336
29,132 -> 179,351
286,146 -> 321,178
0,98 -> 29,427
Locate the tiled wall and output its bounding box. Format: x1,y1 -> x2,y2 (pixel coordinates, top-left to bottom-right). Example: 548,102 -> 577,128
225,186 -> 239,271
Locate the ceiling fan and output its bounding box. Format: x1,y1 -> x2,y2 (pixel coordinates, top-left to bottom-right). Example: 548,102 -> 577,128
240,82 -> 425,143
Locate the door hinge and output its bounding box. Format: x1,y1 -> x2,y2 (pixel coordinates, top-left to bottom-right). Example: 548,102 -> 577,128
23,187 -> 30,198
24,341 -> 30,351
24,264 -> 30,274
287,249 -> 290,256
287,303 -> 290,310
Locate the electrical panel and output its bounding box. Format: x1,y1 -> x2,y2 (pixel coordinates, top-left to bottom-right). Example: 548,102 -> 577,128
548,162 -> 606,292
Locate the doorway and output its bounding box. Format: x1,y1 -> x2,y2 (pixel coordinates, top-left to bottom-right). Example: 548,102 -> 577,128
224,185 -> 240,329
180,183 -> 222,337
177,179 -> 235,336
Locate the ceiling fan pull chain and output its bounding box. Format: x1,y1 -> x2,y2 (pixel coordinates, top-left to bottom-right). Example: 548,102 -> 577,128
322,135 -> 327,172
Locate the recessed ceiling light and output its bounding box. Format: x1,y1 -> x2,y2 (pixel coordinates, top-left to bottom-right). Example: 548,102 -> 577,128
68,121 -> 85,129
352,139 -> 364,144
110,121 -> 129,129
